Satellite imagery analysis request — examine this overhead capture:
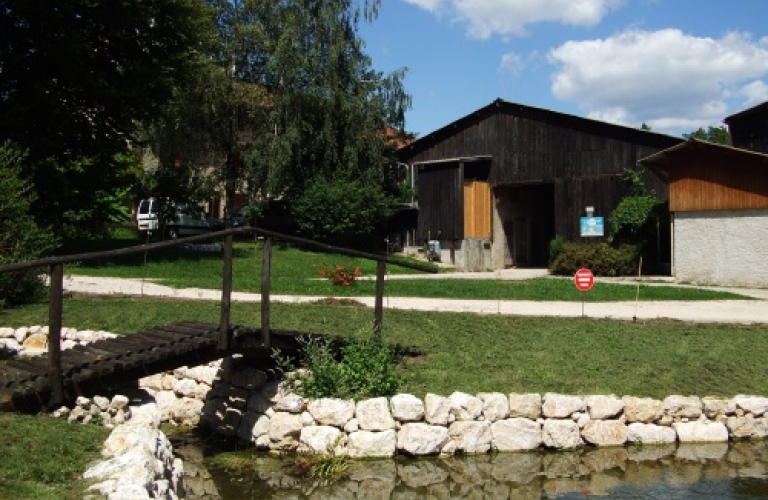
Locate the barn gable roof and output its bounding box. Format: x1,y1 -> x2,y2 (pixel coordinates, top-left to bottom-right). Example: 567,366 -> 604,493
398,98 -> 680,160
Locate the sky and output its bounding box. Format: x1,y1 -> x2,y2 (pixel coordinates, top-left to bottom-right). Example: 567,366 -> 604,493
357,0 -> 768,139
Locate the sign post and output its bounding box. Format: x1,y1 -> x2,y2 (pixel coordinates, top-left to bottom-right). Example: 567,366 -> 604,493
574,268 -> 594,317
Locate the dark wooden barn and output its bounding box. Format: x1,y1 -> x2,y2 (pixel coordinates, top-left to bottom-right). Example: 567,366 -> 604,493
724,101 -> 768,154
396,99 -> 682,270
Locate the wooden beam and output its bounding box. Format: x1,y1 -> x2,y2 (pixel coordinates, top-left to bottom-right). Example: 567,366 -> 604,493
48,263 -> 64,407
261,237 -> 273,348
374,261 -> 386,337
218,234 -> 234,350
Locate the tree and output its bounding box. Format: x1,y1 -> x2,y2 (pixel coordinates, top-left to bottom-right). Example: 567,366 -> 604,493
684,125 -> 731,145
0,142 -> 57,307
147,0 -> 410,237
0,0 -> 211,236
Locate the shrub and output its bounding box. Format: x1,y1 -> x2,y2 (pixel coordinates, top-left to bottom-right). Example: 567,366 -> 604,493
548,235 -> 567,266
320,262 -> 362,286
549,242 -> 639,277
0,142 -> 58,308
292,174 -> 392,250
277,334 -> 401,400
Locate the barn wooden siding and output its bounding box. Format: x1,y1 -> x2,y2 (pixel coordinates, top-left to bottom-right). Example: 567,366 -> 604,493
417,163 -> 463,240
642,143 -> 768,212
725,102 -> 768,154
401,100 -> 681,242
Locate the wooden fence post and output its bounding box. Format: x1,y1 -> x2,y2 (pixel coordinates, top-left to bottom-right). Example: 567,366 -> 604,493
261,237 -> 273,348
374,261 -> 386,337
48,263 -> 64,407
219,234 -> 234,350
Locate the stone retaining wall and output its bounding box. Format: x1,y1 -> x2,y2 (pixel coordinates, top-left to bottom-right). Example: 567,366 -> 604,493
138,355 -> 768,457
81,401 -> 184,500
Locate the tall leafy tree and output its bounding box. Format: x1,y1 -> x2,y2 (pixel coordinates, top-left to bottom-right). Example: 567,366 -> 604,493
0,0 -> 210,235
149,0 -> 410,234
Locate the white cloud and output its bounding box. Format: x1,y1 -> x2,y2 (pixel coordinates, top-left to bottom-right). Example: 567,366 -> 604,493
400,0 -> 446,13
741,80 -> 768,106
499,52 -> 525,77
400,0 -> 621,39
548,29 -> 768,133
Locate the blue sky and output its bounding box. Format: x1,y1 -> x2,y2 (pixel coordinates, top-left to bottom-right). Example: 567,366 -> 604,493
357,0 -> 768,138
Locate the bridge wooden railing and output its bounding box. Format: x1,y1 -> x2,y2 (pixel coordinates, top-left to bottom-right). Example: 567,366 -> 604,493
0,226 -> 436,406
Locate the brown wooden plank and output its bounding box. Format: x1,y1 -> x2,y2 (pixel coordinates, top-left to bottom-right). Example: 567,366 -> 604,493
5,359 -> 48,377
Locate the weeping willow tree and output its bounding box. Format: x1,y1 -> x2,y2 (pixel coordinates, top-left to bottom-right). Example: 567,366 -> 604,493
146,0 -> 410,240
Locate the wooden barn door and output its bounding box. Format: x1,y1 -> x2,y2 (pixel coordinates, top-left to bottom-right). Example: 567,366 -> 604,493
463,180 -> 491,238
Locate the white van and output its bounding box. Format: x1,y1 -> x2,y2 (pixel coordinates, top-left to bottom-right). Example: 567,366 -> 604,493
136,198 -> 222,238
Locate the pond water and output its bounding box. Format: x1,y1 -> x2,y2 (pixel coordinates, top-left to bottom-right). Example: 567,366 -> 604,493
172,434 -> 768,500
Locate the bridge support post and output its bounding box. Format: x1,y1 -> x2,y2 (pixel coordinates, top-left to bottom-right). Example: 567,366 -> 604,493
261,237 -> 272,348
374,261 -> 386,338
48,263 -> 64,407
219,234 -> 233,350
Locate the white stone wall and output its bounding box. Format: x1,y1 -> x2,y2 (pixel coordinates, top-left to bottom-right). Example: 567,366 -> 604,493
674,209 -> 768,287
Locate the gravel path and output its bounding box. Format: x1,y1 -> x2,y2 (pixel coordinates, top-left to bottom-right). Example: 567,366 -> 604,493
61,273 -> 768,324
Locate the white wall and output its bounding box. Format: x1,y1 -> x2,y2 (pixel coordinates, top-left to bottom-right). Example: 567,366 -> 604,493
674,209 -> 768,287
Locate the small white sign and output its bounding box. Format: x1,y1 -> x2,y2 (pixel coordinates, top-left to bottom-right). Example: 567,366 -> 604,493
580,217 -> 604,237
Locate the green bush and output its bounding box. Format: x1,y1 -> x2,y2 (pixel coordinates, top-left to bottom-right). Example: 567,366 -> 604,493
548,235 -> 567,265
0,142 -> 58,308
280,334 -> 401,400
292,173 -> 392,250
549,242 -> 639,277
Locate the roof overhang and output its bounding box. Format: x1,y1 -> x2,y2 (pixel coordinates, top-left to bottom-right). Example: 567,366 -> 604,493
412,155 -> 492,167
639,138 -> 768,180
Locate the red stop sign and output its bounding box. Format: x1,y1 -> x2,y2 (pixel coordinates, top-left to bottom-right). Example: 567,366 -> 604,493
574,268 -> 594,292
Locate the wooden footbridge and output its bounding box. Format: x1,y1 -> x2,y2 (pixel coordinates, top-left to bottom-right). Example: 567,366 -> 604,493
0,227 -> 435,411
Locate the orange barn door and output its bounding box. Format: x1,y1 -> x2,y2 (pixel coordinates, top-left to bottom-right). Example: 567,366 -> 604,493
463,180 -> 491,238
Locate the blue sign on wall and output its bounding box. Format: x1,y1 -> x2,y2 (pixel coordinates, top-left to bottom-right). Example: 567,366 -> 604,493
580,217 -> 604,237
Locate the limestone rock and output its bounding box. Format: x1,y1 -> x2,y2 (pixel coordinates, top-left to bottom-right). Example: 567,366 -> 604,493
542,393 -> 585,418
727,415 -> 760,438
542,419 -> 583,449
269,412 -> 305,450
357,397 -> 395,431
673,420 -> 728,443
626,423 -> 677,444
491,418 -> 541,451
171,397 -> 204,426
585,395 -> 624,420
347,430 -> 396,458
390,394 -> 425,422
425,393 -> 451,425
448,421 -> 492,454
397,423 -> 450,455
622,396 -> 663,423
508,393 -> 542,420
448,391 -> 483,421
734,395 -> 768,416
581,420 -> 627,447
274,394 -> 306,414
663,395 -> 702,419
478,392 -> 509,422
230,367 -> 268,391
299,426 -> 344,454
246,393 -> 272,414
702,397 -> 736,419
0,327 -> 14,338
22,333 -> 47,350
307,398 -> 355,427
173,379 -> 201,399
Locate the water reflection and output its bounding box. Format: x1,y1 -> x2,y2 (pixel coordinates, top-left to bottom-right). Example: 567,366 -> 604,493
178,439 -> 768,500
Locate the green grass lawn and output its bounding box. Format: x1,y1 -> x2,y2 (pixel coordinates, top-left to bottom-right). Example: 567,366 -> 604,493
61,238 -> 746,301
2,296 -> 766,399
0,412 -> 108,500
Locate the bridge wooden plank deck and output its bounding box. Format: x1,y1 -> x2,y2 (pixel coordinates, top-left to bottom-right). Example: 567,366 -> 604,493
0,321 -> 314,411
